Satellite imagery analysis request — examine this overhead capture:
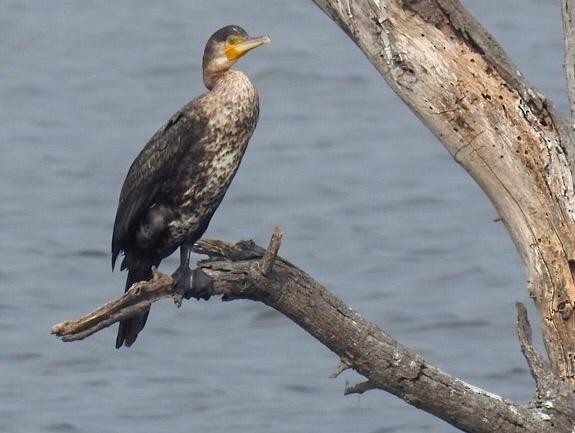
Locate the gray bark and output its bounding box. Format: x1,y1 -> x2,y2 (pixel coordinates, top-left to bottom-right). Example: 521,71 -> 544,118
51,233 -> 575,433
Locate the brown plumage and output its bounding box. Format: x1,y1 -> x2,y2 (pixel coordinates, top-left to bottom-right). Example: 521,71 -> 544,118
112,25 -> 270,348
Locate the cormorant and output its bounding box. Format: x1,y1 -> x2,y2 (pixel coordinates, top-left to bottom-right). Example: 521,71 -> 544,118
111,25 -> 270,348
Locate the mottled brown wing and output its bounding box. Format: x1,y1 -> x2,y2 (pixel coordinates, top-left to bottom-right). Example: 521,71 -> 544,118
111,103 -> 204,268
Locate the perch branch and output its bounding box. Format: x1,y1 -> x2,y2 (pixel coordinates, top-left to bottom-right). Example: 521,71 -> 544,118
52,235 -> 570,433
51,269 -> 174,341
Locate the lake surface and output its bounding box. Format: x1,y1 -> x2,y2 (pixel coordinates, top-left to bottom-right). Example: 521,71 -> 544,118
0,1 -> 568,432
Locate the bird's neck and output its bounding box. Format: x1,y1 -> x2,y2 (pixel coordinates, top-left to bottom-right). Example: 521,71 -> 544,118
203,67 -> 234,90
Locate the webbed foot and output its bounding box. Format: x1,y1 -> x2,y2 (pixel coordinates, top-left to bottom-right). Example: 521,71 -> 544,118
172,265 -> 213,302
172,265 -> 193,293
171,265 -> 193,307
187,268 -> 213,301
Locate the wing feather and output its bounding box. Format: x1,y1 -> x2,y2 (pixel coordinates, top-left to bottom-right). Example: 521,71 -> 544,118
111,101 -> 205,268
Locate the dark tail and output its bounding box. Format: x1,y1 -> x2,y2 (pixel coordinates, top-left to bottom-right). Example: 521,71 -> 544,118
115,261 -> 154,348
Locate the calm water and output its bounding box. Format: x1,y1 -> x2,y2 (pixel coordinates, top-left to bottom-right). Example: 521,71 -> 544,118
0,1 -> 568,432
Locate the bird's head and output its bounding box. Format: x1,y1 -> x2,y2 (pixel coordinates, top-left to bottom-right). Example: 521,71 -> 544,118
202,25 -> 271,89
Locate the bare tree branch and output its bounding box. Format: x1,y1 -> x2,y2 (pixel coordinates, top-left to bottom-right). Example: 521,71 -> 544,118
260,226 -> 282,275
515,302 -> 554,394
344,380 -> 377,396
515,303 -> 575,431
562,0 -> 575,129
329,359 -> 351,379
52,234 -> 572,433
51,270 -> 173,342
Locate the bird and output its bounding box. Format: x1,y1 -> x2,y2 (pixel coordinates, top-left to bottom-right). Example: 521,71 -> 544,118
111,25 -> 270,348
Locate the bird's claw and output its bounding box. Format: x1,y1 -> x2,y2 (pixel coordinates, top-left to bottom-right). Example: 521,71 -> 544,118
172,266 -> 213,302
172,265 -> 192,306
187,268 -> 213,300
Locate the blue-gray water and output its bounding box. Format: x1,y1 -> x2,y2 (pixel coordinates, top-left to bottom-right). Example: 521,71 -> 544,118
0,1 -> 568,432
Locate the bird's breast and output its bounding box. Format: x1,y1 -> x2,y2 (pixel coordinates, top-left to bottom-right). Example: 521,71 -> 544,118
166,70 -> 260,241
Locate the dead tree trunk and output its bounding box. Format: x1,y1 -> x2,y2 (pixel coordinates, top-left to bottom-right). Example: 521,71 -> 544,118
311,0 -> 575,384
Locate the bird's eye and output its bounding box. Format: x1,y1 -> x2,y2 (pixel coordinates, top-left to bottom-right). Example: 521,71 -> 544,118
227,35 -> 239,45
